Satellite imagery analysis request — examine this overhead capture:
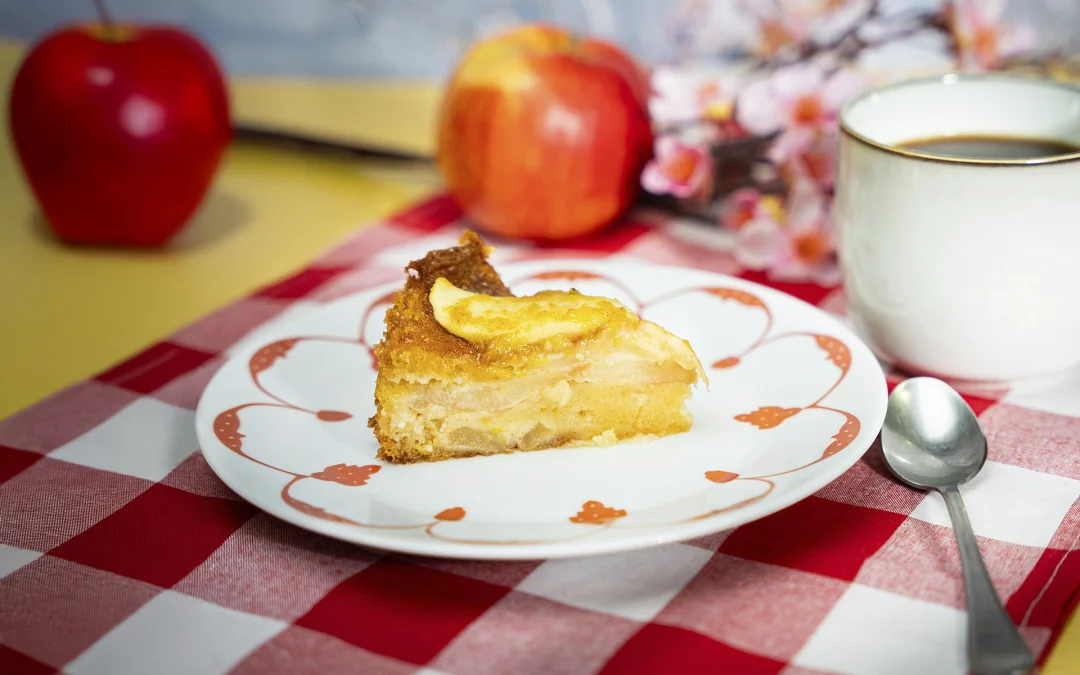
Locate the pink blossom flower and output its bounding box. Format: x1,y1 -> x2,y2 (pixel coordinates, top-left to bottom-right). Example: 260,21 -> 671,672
733,179 -> 840,286
641,136 -> 713,199
949,0 -> 1037,72
648,66 -> 741,127
736,63 -> 863,163
752,14 -> 806,59
719,188 -> 786,231
782,129 -> 839,190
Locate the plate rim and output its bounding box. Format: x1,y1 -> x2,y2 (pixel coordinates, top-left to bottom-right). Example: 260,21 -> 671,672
194,258 -> 889,560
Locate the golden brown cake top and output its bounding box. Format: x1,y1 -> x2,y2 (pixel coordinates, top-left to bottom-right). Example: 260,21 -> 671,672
373,231 -> 514,375
373,230 -> 706,382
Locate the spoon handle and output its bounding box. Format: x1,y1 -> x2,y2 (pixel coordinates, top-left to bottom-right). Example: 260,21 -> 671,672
940,486 -> 1035,675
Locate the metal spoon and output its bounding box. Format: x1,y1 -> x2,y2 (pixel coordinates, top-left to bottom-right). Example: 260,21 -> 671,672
880,377 -> 1034,675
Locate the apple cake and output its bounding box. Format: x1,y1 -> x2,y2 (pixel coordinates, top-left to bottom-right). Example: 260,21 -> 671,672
369,231 -> 707,463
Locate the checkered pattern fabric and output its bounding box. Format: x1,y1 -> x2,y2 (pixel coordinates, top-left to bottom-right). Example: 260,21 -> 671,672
3,193 -> 1080,675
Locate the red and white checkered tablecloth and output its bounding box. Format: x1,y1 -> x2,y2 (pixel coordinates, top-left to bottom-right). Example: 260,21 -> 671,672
3,194 -> 1080,675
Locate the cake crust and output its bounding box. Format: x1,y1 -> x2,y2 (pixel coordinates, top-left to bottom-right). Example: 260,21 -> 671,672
370,231 -> 516,463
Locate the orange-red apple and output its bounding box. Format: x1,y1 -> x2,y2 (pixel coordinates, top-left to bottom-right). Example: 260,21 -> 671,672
437,25 -> 653,241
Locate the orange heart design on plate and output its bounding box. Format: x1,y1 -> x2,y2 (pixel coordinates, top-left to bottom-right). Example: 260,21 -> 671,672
569,500 -> 628,525
435,507 -> 466,522
705,470 -> 739,483
311,463 -> 380,486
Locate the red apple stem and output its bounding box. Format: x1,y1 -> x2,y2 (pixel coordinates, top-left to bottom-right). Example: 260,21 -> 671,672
93,0 -> 116,39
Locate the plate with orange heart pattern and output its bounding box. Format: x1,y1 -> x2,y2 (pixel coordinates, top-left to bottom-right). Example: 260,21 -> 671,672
195,259 -> 887,560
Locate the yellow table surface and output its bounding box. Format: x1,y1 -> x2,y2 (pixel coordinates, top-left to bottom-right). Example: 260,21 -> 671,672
0,40 -> 441,420
1,39 -> 1078,673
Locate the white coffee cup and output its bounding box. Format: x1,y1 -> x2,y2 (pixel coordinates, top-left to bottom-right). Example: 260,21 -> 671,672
835,73 -> 1080,383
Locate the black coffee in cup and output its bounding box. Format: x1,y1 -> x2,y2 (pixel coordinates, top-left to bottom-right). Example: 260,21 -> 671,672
899,134 -> 1080,159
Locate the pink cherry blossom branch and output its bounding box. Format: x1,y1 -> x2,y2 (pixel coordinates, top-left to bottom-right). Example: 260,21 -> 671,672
833,14 -> 951,65
755,0 -> 884,70
755,0 -> 950,73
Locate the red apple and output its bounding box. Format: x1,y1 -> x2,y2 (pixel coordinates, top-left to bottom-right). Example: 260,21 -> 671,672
437,24 -> 654,241
8,16 -> 231,246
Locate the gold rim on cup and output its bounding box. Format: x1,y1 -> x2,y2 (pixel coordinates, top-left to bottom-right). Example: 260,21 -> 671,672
838,72 -> 1080,167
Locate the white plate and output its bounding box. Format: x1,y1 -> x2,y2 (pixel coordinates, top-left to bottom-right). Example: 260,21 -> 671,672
195,259 -> 888,560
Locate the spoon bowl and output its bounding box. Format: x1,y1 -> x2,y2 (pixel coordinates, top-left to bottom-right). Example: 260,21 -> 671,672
881,376 -> 987,490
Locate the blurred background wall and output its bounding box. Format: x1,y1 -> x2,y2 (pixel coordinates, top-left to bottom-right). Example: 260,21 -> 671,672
3,0 -> 1077,156
3,0 -> 1078,80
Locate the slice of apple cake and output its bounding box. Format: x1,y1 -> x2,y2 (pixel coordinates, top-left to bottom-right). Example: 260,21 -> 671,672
369,231 -> 706,463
